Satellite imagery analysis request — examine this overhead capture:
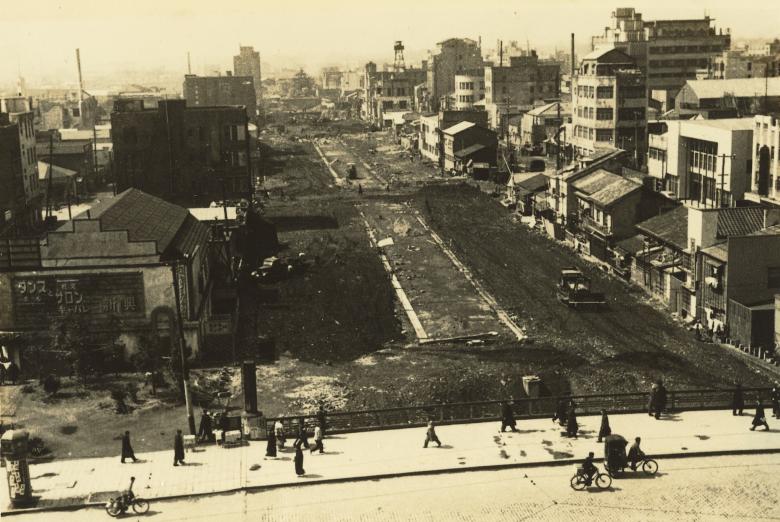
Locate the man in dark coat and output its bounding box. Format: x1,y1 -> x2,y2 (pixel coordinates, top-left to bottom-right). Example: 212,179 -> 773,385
750,401 -> 769,431
566,401 -> 579,438
597,410 -> 611,443
121,431 -> 138,463
552,397 -> 568,426
197,410 -> 213,443
771,384 -> 780,419
265,428 -> 277,458
296,419 -> 310,449
294,436 -> 305,476
423,420 -> 442,448
648,383 -> 658,417
173,429 -> 185,466
654,381 -> 667,420
627,437 -> 645,470
316,404 -> 327,438
732,383 -> 745,416
500,401 -> 518,433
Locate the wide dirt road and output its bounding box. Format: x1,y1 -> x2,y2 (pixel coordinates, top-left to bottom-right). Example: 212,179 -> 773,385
22,453 -> 780,522
417,184 -> 777,393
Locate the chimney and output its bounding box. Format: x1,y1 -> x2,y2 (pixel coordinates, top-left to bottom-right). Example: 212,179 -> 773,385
571,33 -> 575,76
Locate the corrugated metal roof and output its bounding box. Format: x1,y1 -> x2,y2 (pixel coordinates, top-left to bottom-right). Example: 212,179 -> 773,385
571,168 -> 624,194
685,77 -> 780,100
636,206 -> 688,250
716,207 -> 765,238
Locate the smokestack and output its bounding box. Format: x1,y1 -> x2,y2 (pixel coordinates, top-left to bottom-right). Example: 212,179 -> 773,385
570,33 -> 575,76
500,40 -> 503,67
187,52 -> 192,75
76,48 -> 84,101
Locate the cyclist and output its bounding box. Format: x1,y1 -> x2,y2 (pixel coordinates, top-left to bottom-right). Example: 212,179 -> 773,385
628,437 -> 645,471
120,476 -> 136,509
582,451 -> 597,485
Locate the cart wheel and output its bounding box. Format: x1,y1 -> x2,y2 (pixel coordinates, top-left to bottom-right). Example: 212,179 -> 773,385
595,473 -> 612,489
570,474 -> 587,491
642,459 -> 658,475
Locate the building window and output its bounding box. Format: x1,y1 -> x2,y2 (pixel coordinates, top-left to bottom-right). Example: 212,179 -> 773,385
769,267 -> 780,288
596,129 -> 613,142
596,86 -> 613,99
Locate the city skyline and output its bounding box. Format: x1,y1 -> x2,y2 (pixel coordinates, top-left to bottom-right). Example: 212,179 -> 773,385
1,0 -> 777,89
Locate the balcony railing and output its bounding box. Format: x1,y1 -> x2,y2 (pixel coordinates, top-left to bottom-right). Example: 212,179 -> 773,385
580,214 -> 611,236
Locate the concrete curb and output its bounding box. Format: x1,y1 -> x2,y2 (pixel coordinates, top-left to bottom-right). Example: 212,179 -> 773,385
5,446 -> 780,516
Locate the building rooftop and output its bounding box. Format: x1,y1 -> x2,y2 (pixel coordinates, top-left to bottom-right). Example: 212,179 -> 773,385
73,188 -> 208,258
636,206 -> 688,250
588,177 -> 642,208
38,161 -> 76,180
571,168 -> 624,195
442,121 -> 476,135
715,207 -> 766,238
681,117 -> 756,131
700,241 -> 728,262
684,77 -> 780,100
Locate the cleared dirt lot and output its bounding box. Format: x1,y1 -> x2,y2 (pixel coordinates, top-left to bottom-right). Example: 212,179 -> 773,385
416,183 -> 777,393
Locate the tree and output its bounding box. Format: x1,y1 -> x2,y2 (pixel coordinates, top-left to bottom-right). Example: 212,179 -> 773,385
49,313 -> 93,385
131,332 -> 166,396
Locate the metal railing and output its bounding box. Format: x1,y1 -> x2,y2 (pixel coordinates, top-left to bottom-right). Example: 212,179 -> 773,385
264,387 -> 773,436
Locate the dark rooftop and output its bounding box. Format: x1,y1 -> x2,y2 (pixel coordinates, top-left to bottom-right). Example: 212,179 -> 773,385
636,205 -> 688,250
716,208 -> 766,238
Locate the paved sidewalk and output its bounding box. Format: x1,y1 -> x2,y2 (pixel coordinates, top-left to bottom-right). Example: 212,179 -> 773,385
2,409 -> 777,514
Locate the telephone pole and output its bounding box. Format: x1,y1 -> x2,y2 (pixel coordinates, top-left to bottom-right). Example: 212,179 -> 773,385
171,258 -> 196,435
716,153 -> 736,208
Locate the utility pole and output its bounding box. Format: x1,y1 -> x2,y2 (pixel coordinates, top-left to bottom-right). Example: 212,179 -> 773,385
716,153 -> 736,208
171,258 -> 197,435
45,133 -> 54,218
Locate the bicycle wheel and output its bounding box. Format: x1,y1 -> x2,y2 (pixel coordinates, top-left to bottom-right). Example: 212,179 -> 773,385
642,459 -> 658,475
132,498 -> 150,514
570,474 -> 587,491
595,473 -> 612,489
105,500 -> 122,517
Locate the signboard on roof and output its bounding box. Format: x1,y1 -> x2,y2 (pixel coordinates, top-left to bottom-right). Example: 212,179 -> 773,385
11,272 -> 146,329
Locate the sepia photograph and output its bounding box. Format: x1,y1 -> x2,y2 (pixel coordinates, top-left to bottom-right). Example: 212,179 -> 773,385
1,0 -> 780,520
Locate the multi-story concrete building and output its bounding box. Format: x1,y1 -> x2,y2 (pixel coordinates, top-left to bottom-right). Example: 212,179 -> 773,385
646,118 -> 754,208
1,97 -> 41,236
746,115 -> 780,207
710,49 -> 780,80
111,99 -> 253,206
453,70 -> 485,110
519,101 -> 571,150
591,7 -> 731,106
340,69 -> 364,95
427,38 -> 483,111
418,110 -> 489,165
362,62 -> 427,127
320,67 -> 343,90
572,47 -> 646,162
183,73 -> 257,119
233,46 -> 263,102
484,52 -> 560,132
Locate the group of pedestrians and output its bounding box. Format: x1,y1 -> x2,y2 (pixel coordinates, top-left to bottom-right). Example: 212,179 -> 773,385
551,396 -> 579,438
264,405 -> 328,477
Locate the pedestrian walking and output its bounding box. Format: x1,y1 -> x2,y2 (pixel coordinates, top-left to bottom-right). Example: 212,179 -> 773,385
655,380 -> 668,420
197,410 -> 213,443
732,383 -> 745,416
310,423 -> 324,454
296,419 -> 310,449
552,396 -> 569,426
173,429 -> 185,466
274,420 -> 286,449
265,427 -> 277,458
121,430 -> 138,463
770,384 -> 779,419
316,403 -> 327,438
294,435 -> 306,476
750,401 -> 770,431
597,410 -> 611,443
648,383 -> 658,417
566,401 -> 579,438
423,420 -> 442,448
500,401 -> 518,433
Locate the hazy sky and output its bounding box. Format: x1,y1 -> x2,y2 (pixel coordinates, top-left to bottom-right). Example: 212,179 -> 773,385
1,0 -> 778,87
